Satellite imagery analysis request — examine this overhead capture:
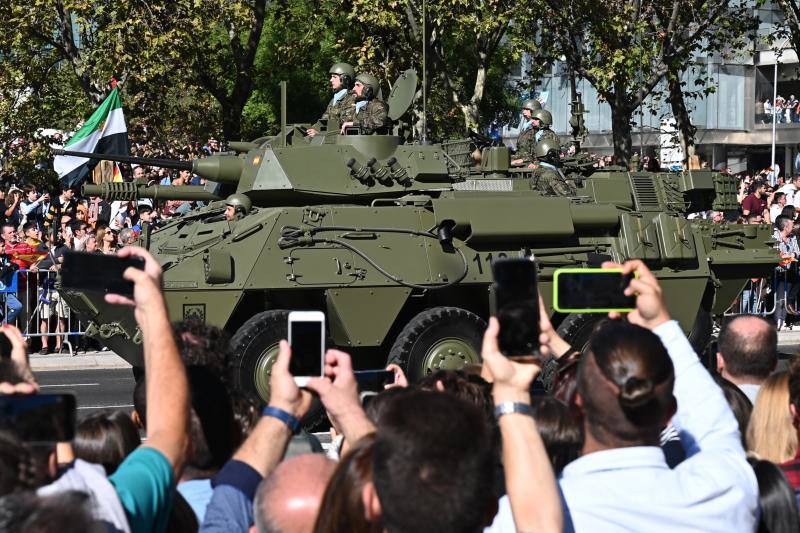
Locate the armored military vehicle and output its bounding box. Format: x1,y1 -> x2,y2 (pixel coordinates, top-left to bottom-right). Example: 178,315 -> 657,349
55,71 -> 777,404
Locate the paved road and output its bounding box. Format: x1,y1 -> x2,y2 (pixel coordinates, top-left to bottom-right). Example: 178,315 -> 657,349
35,368 -> 136,418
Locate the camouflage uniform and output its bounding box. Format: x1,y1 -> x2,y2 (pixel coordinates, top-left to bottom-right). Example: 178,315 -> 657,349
313,91 -> 356,132
516,126 -> 537,162
533,167 -> 577,197
352,100 -> 390,134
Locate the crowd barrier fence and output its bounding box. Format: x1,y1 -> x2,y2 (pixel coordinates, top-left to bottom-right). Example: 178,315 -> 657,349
0,270 -> 89,356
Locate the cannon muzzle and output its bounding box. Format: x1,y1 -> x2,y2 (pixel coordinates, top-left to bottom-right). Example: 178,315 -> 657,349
82,181 -> 222,202
53,149 -> 244,184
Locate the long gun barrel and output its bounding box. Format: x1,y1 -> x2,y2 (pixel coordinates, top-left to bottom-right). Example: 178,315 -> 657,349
82,181 -> 222,202
53,149 -> 244,183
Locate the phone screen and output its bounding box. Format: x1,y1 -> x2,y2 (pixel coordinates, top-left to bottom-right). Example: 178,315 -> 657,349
61,251 -> 145,297
491,258 -> 540,357
354,370 -> 394,391
555,270 -> 635,312
289,321 -> 323,377
0,394 -> 76,442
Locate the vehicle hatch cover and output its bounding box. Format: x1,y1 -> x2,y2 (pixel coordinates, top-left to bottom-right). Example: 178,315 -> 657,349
387,69 -> 418,121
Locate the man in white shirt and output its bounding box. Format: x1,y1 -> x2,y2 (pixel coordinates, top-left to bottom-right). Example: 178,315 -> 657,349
771,191 -> 788,221
557,261 -> 758,532
777,175 -> 800,206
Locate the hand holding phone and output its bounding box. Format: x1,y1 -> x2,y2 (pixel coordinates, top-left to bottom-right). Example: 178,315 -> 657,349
288,311 -> 325,386
490,257 -> 540,358
0,393 -> 76,442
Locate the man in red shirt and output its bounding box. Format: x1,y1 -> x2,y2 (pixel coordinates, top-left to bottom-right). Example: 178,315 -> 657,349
741,180 -> 769,223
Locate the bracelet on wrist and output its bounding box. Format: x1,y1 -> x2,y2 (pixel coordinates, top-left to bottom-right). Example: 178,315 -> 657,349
261,406 -> 301,434
493,401 -> 533,420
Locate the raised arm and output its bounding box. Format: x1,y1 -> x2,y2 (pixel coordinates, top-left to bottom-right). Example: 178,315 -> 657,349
106,247 -> 189,474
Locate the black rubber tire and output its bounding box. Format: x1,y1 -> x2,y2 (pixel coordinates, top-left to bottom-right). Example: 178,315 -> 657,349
556,313 -> 605,354
387,307 -> 486,382
228,310 -> 325,429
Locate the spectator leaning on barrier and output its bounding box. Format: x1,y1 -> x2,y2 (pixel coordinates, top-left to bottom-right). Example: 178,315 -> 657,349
716,316 -> 779,403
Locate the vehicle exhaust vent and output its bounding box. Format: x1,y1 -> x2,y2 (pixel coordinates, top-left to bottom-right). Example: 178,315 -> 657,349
629,174 -> 661,212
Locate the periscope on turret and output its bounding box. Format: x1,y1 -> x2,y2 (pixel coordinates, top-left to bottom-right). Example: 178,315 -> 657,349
53,70 -> 778,411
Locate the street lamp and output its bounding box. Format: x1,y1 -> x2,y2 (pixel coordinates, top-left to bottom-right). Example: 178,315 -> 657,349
771,37 -> 792,186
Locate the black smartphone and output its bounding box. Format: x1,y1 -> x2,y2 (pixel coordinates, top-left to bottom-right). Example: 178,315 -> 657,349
61,251 -> 145,297
0,332 -> 10,359
553,268 -> 636,313
0,393 -> 76,442
354,369 -> 394,391
491,257 -> 540,357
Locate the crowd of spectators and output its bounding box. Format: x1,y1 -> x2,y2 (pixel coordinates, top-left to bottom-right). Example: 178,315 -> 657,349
0,249 -> 796,532
756,96 -> 800,124
0,134 -> 222,347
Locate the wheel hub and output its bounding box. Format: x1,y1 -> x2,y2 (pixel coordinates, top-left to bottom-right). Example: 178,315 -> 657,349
253,343 -> 280,402
421,337 -> 480,376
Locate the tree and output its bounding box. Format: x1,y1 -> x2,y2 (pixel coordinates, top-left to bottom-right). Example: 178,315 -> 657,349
340,0 -> 544,136
541,0 -> 756,166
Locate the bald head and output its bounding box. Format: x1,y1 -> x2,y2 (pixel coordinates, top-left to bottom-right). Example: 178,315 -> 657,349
253,454 -> 336,533
717,315 -> 777,383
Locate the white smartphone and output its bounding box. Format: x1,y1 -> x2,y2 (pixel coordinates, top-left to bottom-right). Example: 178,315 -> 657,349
287,311 -> 325,387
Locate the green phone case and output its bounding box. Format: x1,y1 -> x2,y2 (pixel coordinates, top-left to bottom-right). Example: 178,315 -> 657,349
552,267 -> 636,313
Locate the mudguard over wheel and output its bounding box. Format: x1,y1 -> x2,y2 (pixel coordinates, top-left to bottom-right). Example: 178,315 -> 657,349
388,306 -> 486,382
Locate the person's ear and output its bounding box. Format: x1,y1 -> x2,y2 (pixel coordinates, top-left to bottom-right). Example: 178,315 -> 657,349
716,353 -> 725,374
664,395 -> 678,426
362,481 -> 382,523
791,403 -> 800,429
130,409 -> 143,429
574,392 -> 583,408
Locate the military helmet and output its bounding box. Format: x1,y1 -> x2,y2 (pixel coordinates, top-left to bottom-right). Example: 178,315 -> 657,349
225,193 -> 252,215
534,137 -> 560,161
522,99 -> 542,112
355,73 -> 380,100
531,109 -> 553,127
329,62 -> 355,89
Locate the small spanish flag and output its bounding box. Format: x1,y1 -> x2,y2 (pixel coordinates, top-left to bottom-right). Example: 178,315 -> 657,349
112,163 -> 123,182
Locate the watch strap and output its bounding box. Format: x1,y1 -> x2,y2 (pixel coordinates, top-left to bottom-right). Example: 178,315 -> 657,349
493,401 -> 533,419
261,406 -> 301,434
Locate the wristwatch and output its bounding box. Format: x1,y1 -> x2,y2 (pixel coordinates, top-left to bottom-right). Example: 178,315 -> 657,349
261,406 -> 301,434
493,401 -> 533,419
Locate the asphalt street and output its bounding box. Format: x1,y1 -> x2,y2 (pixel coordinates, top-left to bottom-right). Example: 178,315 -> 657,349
35,367 -> 136,419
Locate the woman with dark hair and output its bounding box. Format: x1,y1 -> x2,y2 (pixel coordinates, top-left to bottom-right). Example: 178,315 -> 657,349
72,410 -> 140,475
748,458 -> 800,533
313,434 -> 380,533
529,397 -> 582,475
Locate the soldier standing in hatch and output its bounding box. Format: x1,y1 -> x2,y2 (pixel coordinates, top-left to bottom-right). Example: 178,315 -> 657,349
511,99 -> 541,166
340,73 -> 390,135
307,63 -> 357,137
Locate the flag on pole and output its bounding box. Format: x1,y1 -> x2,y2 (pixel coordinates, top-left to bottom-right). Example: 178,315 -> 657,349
54,86 -> 129,188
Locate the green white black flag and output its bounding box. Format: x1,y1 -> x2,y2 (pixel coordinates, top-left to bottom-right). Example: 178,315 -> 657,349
54,87 -> 129,188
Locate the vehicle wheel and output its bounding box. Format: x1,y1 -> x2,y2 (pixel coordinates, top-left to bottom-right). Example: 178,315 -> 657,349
388,307 -> 485,382
556,313 -> 605,354
229,310 -> 325,428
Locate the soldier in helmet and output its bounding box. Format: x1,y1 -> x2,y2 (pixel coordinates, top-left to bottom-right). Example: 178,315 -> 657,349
340,73 -> 390,135
531,108 -> 559,147
532,137 -> 576,197
224,194 -> 252,222
307,63 -> 357,137
511,99 -> 542,166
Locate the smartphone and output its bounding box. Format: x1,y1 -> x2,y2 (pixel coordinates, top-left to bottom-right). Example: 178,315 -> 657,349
490,257 -> 540,357
0,393 -> 76,442
354,369 -> 394,391
288,311 -> 325,386
553,268 -> 636,313
61,251 -> 145,297
0,332 -> 10,359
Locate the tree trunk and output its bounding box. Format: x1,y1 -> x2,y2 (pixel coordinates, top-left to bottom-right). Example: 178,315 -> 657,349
667,74 -> 696,166
610,104 -> 633,168
221,104 -> 243,142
